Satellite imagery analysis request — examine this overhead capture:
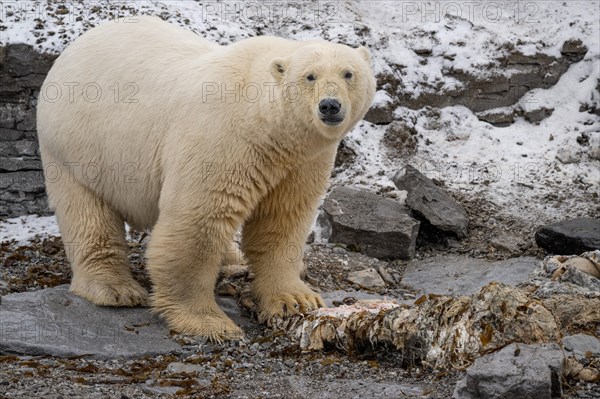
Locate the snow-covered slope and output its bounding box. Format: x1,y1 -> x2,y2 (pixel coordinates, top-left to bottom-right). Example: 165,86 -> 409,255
1,1 -> 598,242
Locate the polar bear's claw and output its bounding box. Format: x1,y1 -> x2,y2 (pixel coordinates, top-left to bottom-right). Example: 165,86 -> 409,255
255,281 -> 326,323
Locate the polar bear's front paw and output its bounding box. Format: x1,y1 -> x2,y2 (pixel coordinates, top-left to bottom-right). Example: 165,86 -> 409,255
254,280 -> 326,323
159,306 -> 244,343
70,276 -> 148,307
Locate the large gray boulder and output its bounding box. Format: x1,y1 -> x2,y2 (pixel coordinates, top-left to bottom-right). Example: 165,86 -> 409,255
320,187 -> 420,260
453,343 -> 564,399
535,218 -> 600,254
393,165 -> 469,238
388,43 -> 584,113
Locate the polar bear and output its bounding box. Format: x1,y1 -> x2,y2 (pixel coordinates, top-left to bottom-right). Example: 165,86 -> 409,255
37,17 -> 376,341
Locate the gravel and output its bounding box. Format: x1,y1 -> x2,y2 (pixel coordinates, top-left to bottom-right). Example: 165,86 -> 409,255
0,231 -> 597,398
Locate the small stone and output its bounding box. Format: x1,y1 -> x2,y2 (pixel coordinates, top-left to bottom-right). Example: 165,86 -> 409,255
476,108 -> 515,127
142,382 -> 180,396
320,290 -> 391,307
332,246 -> 348,254
364,92 -> 395,125
413,48 -> 432,56
562,334 -> 600,361
523,107 -> 554,124
347,268 -> 386,288
166,362 -> 206,374
589,133 -> 600,160
377,267 -> 396,285
556,148 -> 579,164
561,39 -> 588,61
490,234 -> 521,253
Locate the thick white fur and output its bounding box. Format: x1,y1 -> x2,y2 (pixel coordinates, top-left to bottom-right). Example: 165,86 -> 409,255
37,16 -> 376,341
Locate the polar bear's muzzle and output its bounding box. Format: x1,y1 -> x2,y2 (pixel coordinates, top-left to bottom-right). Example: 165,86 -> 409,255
318,98 -> 345,126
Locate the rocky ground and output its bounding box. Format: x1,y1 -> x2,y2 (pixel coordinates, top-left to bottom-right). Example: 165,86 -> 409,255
0,232 -> 458,399
1,218 -> 599,398
1,1 -> 599,398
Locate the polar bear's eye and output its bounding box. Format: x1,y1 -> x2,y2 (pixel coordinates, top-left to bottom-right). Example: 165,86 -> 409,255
344,71 -> 354,80
306,74 -> 316,82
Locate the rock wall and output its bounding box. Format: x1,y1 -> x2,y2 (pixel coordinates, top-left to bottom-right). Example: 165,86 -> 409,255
365,39 -> 589,125
0,44 -> 57,217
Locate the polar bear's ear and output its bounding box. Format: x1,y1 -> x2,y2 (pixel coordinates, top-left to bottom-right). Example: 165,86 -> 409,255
356,46 -> 371,64
270,58 -> 288,81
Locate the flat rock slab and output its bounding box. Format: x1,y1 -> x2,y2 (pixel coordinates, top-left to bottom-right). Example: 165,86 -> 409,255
403,255 -> 539,296
320,187 -> 420,260
453,343 -> 563,399
535,218 -> 600,254
0,285 -> 253,359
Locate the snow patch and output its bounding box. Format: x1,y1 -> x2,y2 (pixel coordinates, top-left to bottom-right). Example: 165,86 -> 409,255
0,215 -> 59,244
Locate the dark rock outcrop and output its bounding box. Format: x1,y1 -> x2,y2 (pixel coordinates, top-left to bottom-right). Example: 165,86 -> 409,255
535,218 -> 600,254
383,42 -> 587,114
0,44 -> 57,217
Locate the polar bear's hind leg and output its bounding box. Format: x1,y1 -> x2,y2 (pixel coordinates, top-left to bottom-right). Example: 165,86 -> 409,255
46,166 -> 148,307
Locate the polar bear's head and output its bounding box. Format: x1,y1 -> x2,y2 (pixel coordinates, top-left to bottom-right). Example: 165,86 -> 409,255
270,42 -> 376,141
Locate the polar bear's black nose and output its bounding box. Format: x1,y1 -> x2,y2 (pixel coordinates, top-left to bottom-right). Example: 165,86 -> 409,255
319,99 -> 341,116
